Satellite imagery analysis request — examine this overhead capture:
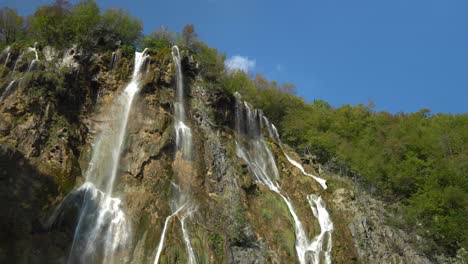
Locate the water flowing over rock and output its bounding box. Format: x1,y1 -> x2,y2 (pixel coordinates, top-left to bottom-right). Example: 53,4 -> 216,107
0,43 -> 461,264
153,46 -> 197,264
0,80 -> 18,102
52,50 -> 149,264
234,92 -> 334,264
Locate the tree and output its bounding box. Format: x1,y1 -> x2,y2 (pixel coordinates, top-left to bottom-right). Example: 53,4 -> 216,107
0,7 -> 24,44
182,24 -> 197,47
141,26 -> 176,50
280,82 -> 296,95
29,0 -> 72,45
99,8 -> 142,48
68,0 -> 100,47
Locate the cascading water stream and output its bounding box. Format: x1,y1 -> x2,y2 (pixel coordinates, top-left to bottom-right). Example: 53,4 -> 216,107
3,46 -> 11,66
262,110 -> 334,264
0,79 -> 18,102
307,195 -> 333,264
13,51 -> 24,72
153,45 -> 196,264
4,52 -> 10,66
153,202 -> 187,264
235,93 -> 333,263
172,45 -> 193,159
64,49 -> 148,264
27,45 -> 39,72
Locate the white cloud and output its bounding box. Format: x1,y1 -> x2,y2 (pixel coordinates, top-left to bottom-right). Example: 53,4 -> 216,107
225,55 -> 256,73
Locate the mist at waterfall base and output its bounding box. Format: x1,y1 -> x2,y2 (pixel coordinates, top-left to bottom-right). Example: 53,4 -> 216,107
50,50 -> 148,264
234,93 -> 333,264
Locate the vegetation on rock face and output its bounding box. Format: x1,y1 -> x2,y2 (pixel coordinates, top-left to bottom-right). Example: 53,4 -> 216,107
0,0 -> 466,259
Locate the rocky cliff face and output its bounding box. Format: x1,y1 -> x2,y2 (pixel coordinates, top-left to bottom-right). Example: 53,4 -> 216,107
0,46 -> 462,264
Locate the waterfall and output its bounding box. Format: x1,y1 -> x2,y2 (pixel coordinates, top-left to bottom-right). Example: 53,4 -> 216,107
235,93 -> 333,264
180,214 -> 197,264
172,45 -> 193,159
153,45 -> 196,264
307,195 -> 333,264
110,51 -> 121,70
27,45 -> 39,72
153,203 -> 187,264
66,49 -> 148,264
2,46 -> 10,66
13,51 -> 24,72
262,111 -> 334,264
284,154 -> 327,189
4,52 -> 10,66
262,117 -> 326,188
0,80 -> 18,102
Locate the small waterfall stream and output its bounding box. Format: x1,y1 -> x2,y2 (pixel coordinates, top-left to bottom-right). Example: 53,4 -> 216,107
0,44 -> 41,103
65,49 -> 148,264
154,45 -> 196,264
262,118 -> 333,263
27,44 -> 39,72
12,51 -> 24,72
235,93 -> 333,264
0,80 -> 18,102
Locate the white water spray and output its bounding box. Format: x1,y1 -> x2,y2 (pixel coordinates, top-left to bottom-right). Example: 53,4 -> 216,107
66,49 -> 148,264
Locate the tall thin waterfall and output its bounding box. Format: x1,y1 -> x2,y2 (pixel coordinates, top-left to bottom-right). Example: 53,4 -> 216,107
235,93 -> 333,264
66,50 -> 148,264
154,46 -> 196,264
172,46 -> 192,159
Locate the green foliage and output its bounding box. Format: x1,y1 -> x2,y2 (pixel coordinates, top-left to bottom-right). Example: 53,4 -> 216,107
140,27 -> 176,51
1,0 -> 465,257
22,0 -> 142,50
29,0 -> 72,47
208,233 -> 224,259
99,8 -> 143,48
0,7 -> 24,44
67,0 -> 100,47
194,42 -> 225,83
221,60 -> 467,255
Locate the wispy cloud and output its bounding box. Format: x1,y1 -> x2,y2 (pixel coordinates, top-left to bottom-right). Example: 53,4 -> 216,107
225,55 -> 256,73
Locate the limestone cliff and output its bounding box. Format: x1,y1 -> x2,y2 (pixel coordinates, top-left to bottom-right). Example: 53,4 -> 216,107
0,45 -> 463,264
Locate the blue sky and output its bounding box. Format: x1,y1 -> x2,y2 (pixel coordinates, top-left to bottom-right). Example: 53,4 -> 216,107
4,0 -> 468,113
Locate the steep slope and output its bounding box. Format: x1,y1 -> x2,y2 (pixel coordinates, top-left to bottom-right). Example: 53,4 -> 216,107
0,45 -> 464,264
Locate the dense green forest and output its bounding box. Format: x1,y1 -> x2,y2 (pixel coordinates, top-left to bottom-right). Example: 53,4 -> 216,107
1,0 -> 466,257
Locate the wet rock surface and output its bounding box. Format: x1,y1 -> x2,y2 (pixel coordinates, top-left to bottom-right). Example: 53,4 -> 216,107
0,46 -> 462,264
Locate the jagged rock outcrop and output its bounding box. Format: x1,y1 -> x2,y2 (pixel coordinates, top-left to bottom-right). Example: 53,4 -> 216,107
0,45 -> 461,264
